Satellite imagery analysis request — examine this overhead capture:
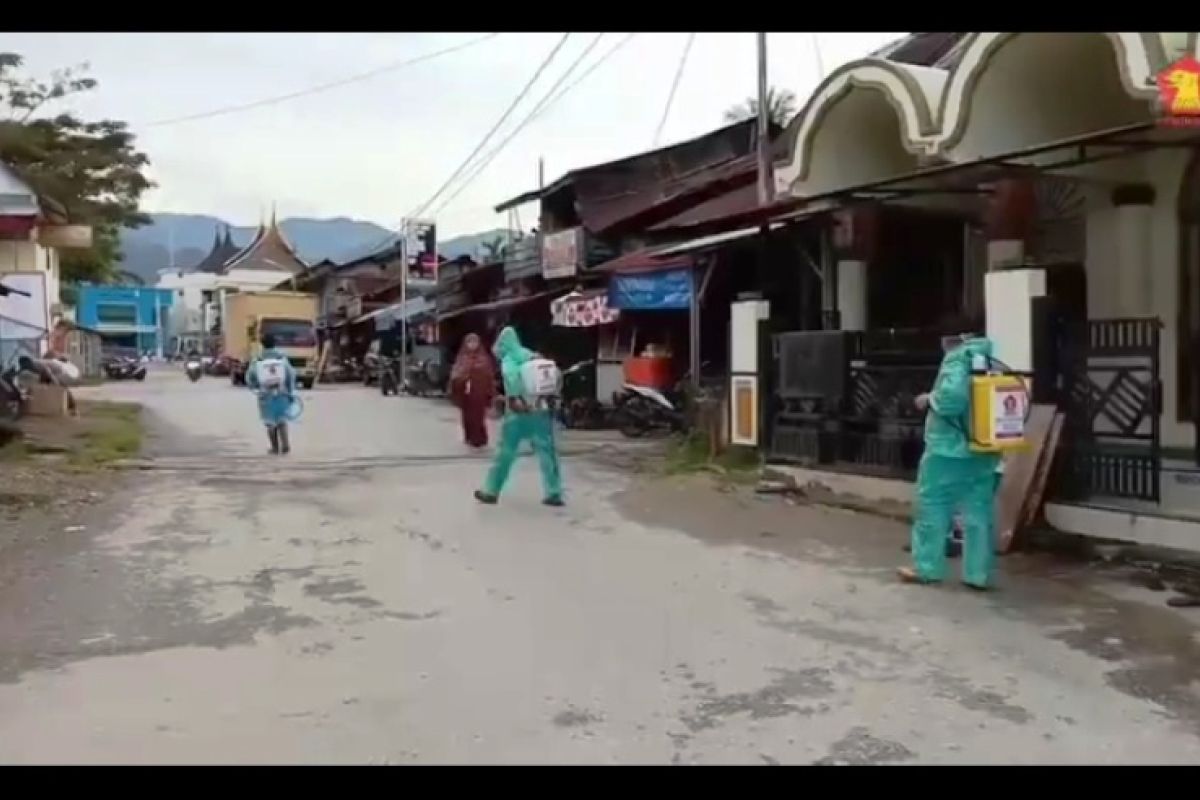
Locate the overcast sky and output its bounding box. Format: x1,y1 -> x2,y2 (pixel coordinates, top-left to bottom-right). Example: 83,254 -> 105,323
5,32 -> 902,237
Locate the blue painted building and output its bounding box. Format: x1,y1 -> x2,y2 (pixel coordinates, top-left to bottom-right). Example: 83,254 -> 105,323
76,284 -> 175,355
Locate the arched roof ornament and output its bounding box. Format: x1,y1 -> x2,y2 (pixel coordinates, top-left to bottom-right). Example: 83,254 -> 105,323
933,32 -> 1165,151
774,58 -> 945,193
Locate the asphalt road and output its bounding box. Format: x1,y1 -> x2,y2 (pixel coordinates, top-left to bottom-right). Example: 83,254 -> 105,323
1,367 -> 1198,764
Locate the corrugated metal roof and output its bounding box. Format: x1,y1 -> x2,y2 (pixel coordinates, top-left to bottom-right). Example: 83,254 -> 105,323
654,225 -> 778,257
494,119 -> 772,233
591,248 -> 693,275
870,32 -> 969,68
649,182 -> 761,232
352,295 -> 432,326
0,160 -> 40,217
437,287 -> 566,321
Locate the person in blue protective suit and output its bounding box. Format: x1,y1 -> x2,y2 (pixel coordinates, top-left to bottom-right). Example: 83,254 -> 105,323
473,326 -> 564,507
246,333 -> 298,456
899,332 -> 1002,590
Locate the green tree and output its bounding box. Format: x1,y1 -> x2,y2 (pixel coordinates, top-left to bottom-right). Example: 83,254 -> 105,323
0,52 -> 153,284
723,86 -> 798,128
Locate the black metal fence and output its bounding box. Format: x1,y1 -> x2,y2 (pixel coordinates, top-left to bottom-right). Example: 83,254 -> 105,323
767,328 -> 941,479
1053,317 -> 1162,503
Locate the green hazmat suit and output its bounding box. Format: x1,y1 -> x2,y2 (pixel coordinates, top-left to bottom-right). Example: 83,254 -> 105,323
480,326 -> 564,501
910,335 -> 1001,588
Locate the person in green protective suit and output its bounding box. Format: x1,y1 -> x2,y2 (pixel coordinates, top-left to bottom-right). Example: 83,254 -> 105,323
474,326 -> 564,507
899,332 -> 1001,590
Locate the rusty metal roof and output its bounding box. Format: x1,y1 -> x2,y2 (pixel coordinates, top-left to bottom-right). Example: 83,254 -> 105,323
493,119 -> 772,234
869,32 -> 969,68
591,248 -> 693,275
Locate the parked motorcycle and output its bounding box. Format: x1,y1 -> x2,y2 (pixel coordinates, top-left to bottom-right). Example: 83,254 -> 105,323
362,349 -> 381,387
612,367 -> 707,438
185,358 -> 203,383
557,360 -> 610,430
379,355 -> 401,396
104,356 -> 147,381
402,356 -> 444,397
0,364 -> 29,422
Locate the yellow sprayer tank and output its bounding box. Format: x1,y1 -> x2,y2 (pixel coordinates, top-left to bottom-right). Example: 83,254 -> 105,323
968,363 -> 1029,453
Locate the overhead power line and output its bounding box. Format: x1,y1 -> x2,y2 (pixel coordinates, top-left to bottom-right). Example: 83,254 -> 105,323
538,32 -> 638,122
405,32 -> 573,223
652,32 -> 696,147
352,32 -> 573,259
433,32 -> 640,219
145,32 -> 501,128
431,32 -> 613,217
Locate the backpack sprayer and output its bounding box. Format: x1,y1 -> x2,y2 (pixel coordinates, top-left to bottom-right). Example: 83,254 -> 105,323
967,352 -> 1031,453
931,336 -> 1031,454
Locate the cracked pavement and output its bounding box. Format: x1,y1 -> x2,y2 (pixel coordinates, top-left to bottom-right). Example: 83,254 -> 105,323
0,369 -> 1198,764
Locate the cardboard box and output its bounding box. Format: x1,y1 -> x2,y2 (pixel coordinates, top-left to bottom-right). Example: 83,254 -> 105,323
28,383 -> 69,417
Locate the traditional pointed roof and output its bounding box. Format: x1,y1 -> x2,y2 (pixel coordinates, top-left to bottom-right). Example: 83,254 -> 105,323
221,212 -> 307,274
190,224 -> 244,274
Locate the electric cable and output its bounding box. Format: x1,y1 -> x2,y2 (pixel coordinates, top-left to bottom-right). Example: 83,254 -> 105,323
430,32 -> 614,218
144,33 -> 502,127
651,32 -> 696,147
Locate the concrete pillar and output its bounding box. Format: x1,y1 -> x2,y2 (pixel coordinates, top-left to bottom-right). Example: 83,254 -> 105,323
984,267 -> 1046,373
729,298 -> 770,447
829,207 -> 876,330
1113,184 -> 1156,317
836,259 -> 867,331
985,176 -> 1035,272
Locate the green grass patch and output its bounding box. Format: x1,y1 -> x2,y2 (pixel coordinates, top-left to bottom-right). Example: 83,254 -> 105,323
0,437 -> 28,462
70,401 -> 143,466
663,431 -> 760,482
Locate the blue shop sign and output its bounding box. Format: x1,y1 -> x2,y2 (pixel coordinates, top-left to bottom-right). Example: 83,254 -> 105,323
608,268 -> 693,311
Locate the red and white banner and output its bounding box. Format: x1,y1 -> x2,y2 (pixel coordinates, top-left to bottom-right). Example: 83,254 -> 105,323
551,291 -> 619,328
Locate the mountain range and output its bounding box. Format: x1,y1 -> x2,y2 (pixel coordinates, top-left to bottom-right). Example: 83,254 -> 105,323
117,213 -> 508,284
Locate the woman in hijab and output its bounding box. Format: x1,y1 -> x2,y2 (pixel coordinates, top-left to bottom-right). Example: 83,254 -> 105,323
450,333 -> 496,448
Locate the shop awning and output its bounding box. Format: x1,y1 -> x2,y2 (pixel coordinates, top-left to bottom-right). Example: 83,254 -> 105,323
438,288 -> 566,322
352,296 -> 433,330
551,289 -> 620,327
592,220 -> 794,275
591,248 -> 692,276
653,222 -> 790,257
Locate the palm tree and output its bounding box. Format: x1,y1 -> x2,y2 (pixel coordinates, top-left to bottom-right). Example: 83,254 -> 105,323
723,87 -> 798,127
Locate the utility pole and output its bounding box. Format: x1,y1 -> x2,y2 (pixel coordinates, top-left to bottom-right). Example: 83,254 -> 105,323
399,221 -> 409,393
537,156 -> 545,231
755,32 -> 774,206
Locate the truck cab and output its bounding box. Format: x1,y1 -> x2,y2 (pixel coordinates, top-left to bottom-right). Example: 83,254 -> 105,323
223,291 -> 319,389
251,316 -> 318,389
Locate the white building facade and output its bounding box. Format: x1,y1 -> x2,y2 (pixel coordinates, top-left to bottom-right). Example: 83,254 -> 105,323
156,218 -> 307,355
765,32 -> 1200,549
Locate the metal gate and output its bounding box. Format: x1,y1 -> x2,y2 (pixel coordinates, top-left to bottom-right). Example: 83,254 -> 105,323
767,328 -> 940,479
1055,317 -> 1162,503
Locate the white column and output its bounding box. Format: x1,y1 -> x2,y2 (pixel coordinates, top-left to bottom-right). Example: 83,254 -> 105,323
836,259 -> 867,331
1115,203 -> 1154,316
984,268 -> 1046,373
729,298 -> 770,447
